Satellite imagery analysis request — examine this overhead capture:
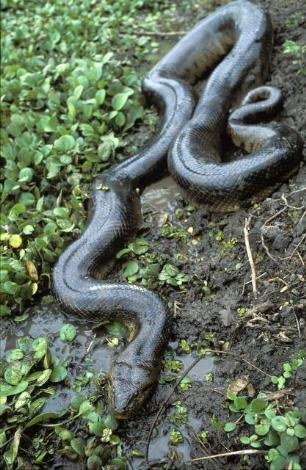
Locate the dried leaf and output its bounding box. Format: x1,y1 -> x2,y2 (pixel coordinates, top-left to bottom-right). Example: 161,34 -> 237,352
227,375 -> 249,394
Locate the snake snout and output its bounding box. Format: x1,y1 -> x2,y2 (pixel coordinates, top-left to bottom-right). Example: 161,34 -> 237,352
109,361 -> 156,419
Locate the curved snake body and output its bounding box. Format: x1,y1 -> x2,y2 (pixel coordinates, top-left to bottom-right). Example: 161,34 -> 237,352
53,0 -> 303,418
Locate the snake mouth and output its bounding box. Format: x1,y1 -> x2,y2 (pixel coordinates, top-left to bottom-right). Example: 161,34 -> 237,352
110,405 -> 135,420
109,382 -> 155,420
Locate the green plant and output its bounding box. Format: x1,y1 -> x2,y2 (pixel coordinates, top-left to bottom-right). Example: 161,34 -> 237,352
179,339 -> 191,354
224,353 -> 306,470
117,238 -> 162,287
282,40 -> 306,74
158,263 -> 189,287
169,430 -> 184,445
271,352 -> 305,390
237,306 -> 248,317
0,335 -> 126,467
0,0 -> 171,316
170,401 -> 188,426
202,280 -> 214,298
160,223 -> 189,242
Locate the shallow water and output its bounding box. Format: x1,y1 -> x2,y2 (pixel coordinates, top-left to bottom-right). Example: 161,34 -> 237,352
141,175 -> 183,212
1,296 -> 214,467
0,303 -> 114,413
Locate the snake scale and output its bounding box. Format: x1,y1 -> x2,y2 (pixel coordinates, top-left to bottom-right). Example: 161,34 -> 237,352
53,0 -> 303,418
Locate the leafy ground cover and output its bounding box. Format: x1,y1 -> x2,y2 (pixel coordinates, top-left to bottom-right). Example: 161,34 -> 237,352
1,0 -> 165,315
1,0 -> 305,468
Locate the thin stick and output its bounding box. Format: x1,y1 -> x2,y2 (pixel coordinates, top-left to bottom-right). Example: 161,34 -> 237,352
241,272 -> 267,295
187,426 -> 220,470
191,448 -> 265,462
262,206 -> 287,227
293,310 -> 301,337
296,250 -> 305,266
279,233 -> 306,261
244,217 -> 257,299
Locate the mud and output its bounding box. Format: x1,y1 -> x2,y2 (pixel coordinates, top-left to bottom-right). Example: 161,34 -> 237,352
1,0 -> 305,468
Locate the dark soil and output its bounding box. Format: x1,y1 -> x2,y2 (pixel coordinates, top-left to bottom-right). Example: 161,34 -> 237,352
1,0 -> 305,469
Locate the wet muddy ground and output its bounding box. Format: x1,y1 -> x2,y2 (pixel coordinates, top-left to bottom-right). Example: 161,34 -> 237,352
1,0 -> 305,468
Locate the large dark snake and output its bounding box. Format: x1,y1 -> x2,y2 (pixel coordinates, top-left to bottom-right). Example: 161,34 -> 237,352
53,0 -> 303,418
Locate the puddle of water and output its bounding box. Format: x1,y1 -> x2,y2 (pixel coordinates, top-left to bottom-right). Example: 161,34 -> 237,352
178,353 -> 214,381
0,303 -> 115,413
141,175 -> 183,212
1,305 -> 215,468
128,413 -> 203,469
126,343 -> 214,468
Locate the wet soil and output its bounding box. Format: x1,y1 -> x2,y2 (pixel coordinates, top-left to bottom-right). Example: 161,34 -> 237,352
1,0 -> 305,468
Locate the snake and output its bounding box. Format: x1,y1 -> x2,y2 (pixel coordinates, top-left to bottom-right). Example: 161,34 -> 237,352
53,0 -> 303,419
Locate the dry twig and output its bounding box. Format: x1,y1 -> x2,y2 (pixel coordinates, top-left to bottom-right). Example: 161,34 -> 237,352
244,217 -> 258,299
191,448 -> 265,462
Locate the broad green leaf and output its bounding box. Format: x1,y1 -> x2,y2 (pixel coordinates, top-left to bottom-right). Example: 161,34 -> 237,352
3,427 -> 22,466
70,437 -> 85,456
1,281 -> 18,295
54,135 -> 75,152
15,391 -> 31,410
250,398 -> 267,414
87,455 -> 102,470
234,396 -> 248,410
101,414 -> 118,431
264,429 -> 280,447
280,433 -> 299,453
112,93 -> 129,111
88,421 -> 104,437
0,380 -> 28,397
294,424 -> 306,438
70,395 -> 86,412
4,363 -> 23,385
29,398 -> 47,415
50,365 -> 68,383
255,420 -> 270,436
130,239 -> 149,255
79,400 -> 95,416
25,412 -> 60,429
19,167 -> 33,183
59,324 -> 77,342
73,85 -> 84,99
32,337 -> 48,359
223,422 -> 236,432
36,369 -> 52,386
6,349 -> 24,362
9,234 -> 22,248
272,416 -> 287,432
123,261 -> 139,278
95,89 -> 106,105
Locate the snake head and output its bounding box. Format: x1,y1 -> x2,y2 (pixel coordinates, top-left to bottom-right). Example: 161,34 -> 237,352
96,170 -> 134,195
108,361 -> 158,419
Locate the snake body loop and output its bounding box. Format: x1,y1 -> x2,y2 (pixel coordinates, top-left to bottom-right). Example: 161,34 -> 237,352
53,0 -> 303,418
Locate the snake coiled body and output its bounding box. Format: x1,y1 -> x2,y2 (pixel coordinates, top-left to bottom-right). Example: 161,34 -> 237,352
53,0 -> 303,418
